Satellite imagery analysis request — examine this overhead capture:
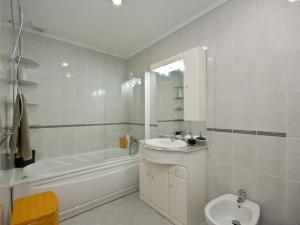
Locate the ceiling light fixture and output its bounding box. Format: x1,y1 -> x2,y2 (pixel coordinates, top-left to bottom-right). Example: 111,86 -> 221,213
288,0 -> 299,2
112,0 -> 123,6
93,89 -> 106,96
152,60 -> 184,76
62,62 -> 68,67
123,78 -> 142,88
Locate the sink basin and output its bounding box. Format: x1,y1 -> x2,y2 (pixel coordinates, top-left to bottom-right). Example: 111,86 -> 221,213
144,138 -> 187,149
205,194 -> 260,225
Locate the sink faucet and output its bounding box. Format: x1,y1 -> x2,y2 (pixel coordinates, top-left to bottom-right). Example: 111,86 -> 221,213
171,131 -> 176,142
237,189 -> 246,206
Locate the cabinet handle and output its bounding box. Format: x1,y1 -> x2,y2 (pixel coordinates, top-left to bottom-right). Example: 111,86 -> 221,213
146,173 -> 149,176
152,176 -> 154,179
169,185 -> 173,189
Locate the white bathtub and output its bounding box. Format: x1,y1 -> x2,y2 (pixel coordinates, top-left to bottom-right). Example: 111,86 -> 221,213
12,149 -> 139,221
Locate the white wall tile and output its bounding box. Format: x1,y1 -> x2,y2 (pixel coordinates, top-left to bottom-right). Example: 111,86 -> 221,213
256,91 -> 287,132
207,160 -> 232,201
288,91 -> 300,138
215,64 -> 232,98
287,32 -> 300,91
230,168 -> 258,201
232,134 -> 257,170
255,175 -> 285,216
286,3 -> 300,35
286,138 -> 300,182
256,136 -> 286,178
231,0 -> 257,27
215,97 -> 233,129
20,32 -> 130,160
125,0 -> 298,224
207,132 -> 232,164
259,212 -> 292,225
285,181 -> 300,225
231,94 -> 256,130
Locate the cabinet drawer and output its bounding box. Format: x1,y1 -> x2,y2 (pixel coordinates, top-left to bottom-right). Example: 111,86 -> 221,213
169,165 -> 187,179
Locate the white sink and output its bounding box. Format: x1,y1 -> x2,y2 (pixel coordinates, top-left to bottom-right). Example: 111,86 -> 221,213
145,138 -> 187,149
205,194 -> 260,225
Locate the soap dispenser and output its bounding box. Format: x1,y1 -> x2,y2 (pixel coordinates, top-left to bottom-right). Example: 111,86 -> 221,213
187,131 -> 196,146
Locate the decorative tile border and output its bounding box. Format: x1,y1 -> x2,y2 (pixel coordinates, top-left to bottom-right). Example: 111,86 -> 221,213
214,128 -> 233,133
127,122 -> 158,127
158,119 -> 184,122
29,123 -> 126,129
233,129 -> 256,135
28,122 -> 158,129
207,127 -> 286,137
257,131 -> 286,137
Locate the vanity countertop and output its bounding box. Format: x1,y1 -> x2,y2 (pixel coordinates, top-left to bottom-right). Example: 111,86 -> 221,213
139,140 -> 207,153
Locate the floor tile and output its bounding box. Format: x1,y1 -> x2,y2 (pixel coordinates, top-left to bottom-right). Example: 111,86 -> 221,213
60,192 -> 173,225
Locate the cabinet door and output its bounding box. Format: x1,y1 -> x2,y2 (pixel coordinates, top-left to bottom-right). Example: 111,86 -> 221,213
183,47 -> 206,121
151,163 -> 169,212
169,174 -> 187,225
139,161 -> 151,200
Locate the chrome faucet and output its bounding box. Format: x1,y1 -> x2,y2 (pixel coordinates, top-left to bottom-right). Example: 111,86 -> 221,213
171,131 -> 176,142
237,189 -> 246,206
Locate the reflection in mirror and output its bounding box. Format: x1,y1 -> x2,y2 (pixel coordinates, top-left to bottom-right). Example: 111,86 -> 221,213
150,56 -> 206,141
122,73 -> 145,153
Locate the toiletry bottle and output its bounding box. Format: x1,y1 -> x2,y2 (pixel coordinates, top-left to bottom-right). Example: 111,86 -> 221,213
126,134 -> 130,149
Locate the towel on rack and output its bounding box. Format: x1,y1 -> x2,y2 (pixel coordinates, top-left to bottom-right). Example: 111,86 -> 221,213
9,93 -> 32,160
0,112 -> 3,135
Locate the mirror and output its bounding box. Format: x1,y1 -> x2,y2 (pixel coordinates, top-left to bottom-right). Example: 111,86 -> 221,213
156,69 -> 184,122
146,47 -> 207,139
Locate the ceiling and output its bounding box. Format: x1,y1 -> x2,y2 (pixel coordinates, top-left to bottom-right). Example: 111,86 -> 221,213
21,0 -> 226,59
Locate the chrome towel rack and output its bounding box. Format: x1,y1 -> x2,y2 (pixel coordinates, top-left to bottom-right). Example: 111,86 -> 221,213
0,131 -> 14,144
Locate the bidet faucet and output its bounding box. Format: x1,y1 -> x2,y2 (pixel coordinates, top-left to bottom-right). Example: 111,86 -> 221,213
237,189 -> 246,204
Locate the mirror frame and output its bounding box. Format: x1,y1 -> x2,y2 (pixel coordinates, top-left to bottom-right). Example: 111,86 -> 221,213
145,53 -> 186,139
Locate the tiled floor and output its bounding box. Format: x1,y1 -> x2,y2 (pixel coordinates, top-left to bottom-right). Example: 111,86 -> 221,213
60,192 -> 173,225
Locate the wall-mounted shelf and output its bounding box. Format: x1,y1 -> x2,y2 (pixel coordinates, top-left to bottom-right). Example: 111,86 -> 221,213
0,77 -> 39,87
26,102 -> 40,106
6,101 -> 40,106
9,79 -> 39,87
175,86 -> 184,120
0,54 -> 39,69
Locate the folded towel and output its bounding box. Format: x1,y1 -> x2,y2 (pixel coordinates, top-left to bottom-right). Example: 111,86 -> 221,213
0,203 -> 4,225
9,93 -> 32,160
0,112 -> 3,135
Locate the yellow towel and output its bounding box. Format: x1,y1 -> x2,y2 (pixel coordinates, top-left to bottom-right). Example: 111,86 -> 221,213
0,112 -> 3,135
0,204 -> 4,225
9,93 -> 32,160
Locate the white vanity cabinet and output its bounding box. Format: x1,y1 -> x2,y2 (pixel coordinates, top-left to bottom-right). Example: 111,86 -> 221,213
183,47 -> 207,122
139,144 -> 207,225
139,160 -> 151,200
139,160 -> 169,212
150,163 -> 169,212
169,173 -> 187,224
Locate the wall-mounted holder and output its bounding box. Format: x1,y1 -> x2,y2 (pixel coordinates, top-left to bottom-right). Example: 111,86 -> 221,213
0,131 -> 13,145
